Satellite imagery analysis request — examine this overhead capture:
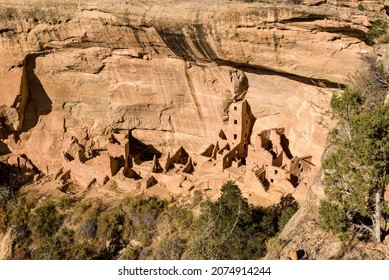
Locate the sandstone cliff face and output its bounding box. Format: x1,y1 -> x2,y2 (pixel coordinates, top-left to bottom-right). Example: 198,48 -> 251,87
0,1 -> 377,82
0,1 -> 384,196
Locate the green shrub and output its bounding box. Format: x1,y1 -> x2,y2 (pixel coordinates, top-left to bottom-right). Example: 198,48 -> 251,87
97,208 -> 124,241
154,238 -> 186,260
73,199 -> 102,224
160,205 -> 193,231
57,195 -> 76,210
29,201 -> 62,238
123,196 -> 167,213
119,247 -> 139,260
192,190 -> 203,206
366,19 -> 388,42
278,207 -> 297,232
0,206 -> 8,233
32,236 -> 62,260
319,200 -> 346,236
121,196 -> 168,245
32,229 -> 97,260
7,197 -> 33,227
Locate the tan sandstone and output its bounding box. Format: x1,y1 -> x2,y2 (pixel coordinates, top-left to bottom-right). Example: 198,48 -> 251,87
0,0 -> 385,208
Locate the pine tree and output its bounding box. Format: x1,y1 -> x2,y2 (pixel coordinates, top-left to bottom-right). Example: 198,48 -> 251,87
319,88 -> 389,242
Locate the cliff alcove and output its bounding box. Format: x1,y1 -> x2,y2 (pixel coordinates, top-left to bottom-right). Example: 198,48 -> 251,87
1,0 -> 389,260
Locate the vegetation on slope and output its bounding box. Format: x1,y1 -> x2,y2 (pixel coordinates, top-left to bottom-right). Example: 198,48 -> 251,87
0,179 -> 296,260
319,61 -> 389,243
366,19 -> 388,43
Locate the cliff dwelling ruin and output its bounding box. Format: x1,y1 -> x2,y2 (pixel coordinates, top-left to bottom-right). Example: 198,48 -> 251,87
53,99 -> 317,206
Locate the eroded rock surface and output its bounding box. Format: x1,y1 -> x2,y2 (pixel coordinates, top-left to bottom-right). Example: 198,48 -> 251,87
0,0 -> 385,206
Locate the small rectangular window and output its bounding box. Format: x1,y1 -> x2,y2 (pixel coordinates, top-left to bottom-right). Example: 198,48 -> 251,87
270,179 -> 274,183
275,170 -> 278,174
234,106 -> 237,111
233,134 -> 237,140
234,120 -> 237,125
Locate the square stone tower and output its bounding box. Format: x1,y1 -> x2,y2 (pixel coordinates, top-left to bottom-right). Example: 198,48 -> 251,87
227,100 -> 253,147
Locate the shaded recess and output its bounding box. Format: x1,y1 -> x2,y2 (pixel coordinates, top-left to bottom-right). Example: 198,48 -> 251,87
201,144 -> 215,157
129,132 -> 162,165
20,54 -> 52,132
0,140 -> 10,156
157,31 -> 196,61
188,24 -> 219,61
19,154 -> 40,174
219,129 -> 227,140
259,131 -> 277,158
158,24 -> 344,88
156,24 -> 218,62
0,161 -> 10,185
280,134 -> 293,159
169,146 -> 189,165
244,100 -> 256,139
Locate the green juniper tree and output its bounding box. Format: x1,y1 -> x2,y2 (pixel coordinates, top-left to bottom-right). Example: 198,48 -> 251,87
188,181 -> 255,259
319,87 -> 389,243
188,181 -> 289,259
